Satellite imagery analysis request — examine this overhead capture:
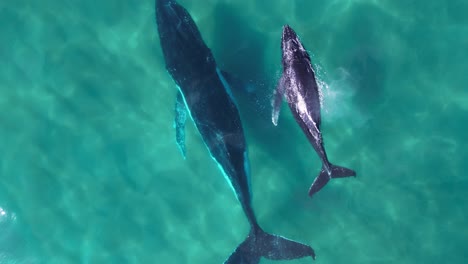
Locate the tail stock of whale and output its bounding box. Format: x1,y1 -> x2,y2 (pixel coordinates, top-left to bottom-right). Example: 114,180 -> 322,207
224,225 -> 315,263
308,164 -> 356,197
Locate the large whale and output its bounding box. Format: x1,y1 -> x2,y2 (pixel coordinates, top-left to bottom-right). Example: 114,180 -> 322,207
272,25 -> 356,197
155,1 -> 316,263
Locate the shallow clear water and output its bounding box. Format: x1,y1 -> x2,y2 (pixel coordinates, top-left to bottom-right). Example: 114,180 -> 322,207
1,0 -> 467,263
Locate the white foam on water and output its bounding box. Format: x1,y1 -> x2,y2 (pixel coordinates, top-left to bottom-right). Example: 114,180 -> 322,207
0,207 -> 15,222
317,67 -> 370,128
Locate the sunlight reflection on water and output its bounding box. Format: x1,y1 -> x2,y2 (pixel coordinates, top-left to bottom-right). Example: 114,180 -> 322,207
0,207 -> 16,222
0,207 -> 6,217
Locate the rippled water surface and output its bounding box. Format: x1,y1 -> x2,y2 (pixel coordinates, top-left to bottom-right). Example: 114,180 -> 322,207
1,0 -> 467,263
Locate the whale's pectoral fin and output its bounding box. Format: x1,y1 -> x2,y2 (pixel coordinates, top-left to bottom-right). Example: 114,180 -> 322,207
221,70 -> 255,93
174,90 -> 187,159
272,75 -> 287,126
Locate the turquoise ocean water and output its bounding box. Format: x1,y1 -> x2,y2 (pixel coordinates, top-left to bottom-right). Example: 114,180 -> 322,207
1,0 -> 467,263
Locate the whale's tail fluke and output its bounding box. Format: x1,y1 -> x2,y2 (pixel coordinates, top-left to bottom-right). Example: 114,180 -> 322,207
308,164 -> 356,197
224,227 -> 315,264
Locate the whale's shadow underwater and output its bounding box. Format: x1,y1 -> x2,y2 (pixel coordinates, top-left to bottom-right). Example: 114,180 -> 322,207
155,0 -> 316,263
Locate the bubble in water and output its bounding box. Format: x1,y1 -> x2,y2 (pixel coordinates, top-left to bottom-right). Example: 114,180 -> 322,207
321,68 -> 353,118
314,63 -> 330,109
315,67 -> 370,127
0,207 -> 16,222
317,78 -> 328,108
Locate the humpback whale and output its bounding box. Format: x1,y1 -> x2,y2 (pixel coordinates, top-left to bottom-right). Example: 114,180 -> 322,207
272,25 -> 356,198
155,1 -> 315,263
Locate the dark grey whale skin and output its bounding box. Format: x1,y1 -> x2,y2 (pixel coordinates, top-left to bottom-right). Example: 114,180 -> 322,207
155,1 -> 315,263
272,25 -> 356,198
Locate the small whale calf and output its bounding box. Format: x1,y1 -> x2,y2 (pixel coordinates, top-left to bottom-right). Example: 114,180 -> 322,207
272,25 -> 356,197
155,0 -> 315,263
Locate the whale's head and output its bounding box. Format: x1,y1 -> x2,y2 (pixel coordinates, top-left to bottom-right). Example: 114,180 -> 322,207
156,0 -> 199,43
155,0 -> 213,75
281,25 -> 298,46
281,25 -> 311,68
156,0 -> 208,49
